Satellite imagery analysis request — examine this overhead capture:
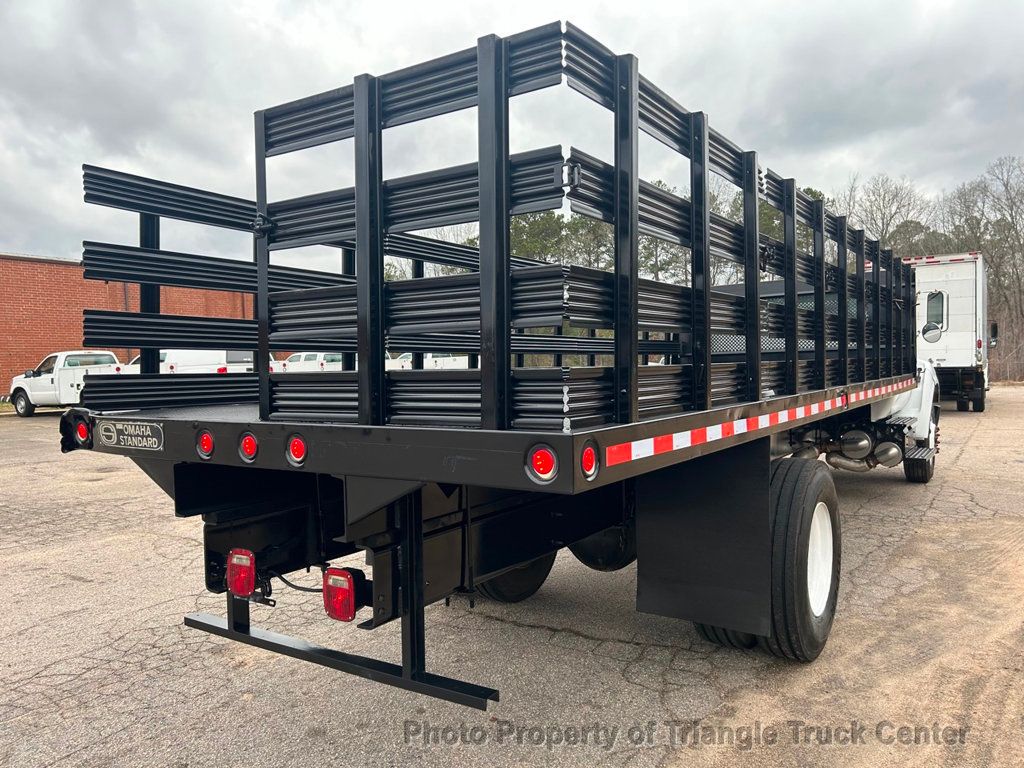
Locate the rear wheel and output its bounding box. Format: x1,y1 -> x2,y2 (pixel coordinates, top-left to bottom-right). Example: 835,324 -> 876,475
12,390 -> 34,417
476,552 -> 557,603
695,459 -> 841,660
972,392 -> 986,412
569,524 -> 636,572
956,399 -> 969,412
758,458 -> 841,662
694,622 -> 757,649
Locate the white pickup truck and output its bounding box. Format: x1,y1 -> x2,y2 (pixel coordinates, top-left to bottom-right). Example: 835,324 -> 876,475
9,350 -> 122,417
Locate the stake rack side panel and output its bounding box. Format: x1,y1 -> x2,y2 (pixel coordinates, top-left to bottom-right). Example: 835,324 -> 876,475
79,21 -> 917,425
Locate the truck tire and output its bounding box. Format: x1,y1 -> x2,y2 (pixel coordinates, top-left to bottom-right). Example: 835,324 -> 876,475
476,551 -> 557,603
569,524 -> 636,571
693,460 -> 838,656
904,404 -> 938,484
972,392 -> 985,412
694,622 -> 757,649
12,390 -> 34,417
758,458 -> 841,662
956,400 -> 969,412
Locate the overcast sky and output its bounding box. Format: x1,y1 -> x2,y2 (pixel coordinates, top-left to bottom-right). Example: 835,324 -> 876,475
1,0 -> 1022,270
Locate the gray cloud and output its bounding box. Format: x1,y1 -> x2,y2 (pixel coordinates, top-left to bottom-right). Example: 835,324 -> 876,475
1,0 -> 1022,270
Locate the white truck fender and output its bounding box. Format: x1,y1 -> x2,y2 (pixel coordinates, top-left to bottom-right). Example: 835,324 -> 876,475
883,361 -> 938,442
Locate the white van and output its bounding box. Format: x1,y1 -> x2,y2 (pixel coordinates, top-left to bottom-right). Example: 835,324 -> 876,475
389,352 -> 470,370
280,352 -> 346,372
277,351 -> 468,372
125,350 -> 256,375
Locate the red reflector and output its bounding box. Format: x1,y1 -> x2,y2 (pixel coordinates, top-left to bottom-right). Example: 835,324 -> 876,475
115,366 -> 121,373
527,445 -> 557,482
581,444 -> 598,478
239,433 -> 258,461
976,339 -> 983,349
226,548 -> 256,597
197,430 -> 214,458
216,366 -> 228,374
75,421 -> 89,442
288,435 -> 307,464
323,567 -> 356,622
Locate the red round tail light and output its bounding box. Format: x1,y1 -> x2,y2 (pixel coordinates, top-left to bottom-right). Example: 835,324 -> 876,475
197,430 -> 214,458
526,444 -> 558,483
75,421 -> 90,443
287,435 -> 307,465
239,432 -> 258,462
581,444 -> 598,480
216,366 -> 228,374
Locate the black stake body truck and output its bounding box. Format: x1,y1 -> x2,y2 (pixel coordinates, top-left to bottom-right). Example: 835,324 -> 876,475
61,22 -> 940,709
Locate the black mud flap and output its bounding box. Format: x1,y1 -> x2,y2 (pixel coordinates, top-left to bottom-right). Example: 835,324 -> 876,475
635,437 -> 772,636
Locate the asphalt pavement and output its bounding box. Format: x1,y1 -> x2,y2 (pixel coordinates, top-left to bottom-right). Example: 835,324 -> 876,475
1,388 -> 1022,767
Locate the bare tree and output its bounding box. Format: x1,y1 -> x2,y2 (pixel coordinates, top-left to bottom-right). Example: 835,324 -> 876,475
856,173 -> 932,248
936,180 -> 989,252
414,222 -> 479,277
982,157 -> 1024,366
831,173 -> 862,226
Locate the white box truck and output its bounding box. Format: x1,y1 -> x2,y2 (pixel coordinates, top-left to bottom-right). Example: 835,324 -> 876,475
906,252 -> 997,412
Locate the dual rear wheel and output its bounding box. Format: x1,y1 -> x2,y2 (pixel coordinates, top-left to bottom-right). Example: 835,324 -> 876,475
477,458 -> 842,665
477,524 -> 637,604
695,458 -> 841,662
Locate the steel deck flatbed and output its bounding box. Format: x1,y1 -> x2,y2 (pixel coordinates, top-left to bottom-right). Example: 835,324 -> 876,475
58,21 -> 939,710
69,372 -> 917,495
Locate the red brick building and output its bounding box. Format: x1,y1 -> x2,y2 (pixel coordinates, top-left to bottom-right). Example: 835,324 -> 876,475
0,252 -> 253,388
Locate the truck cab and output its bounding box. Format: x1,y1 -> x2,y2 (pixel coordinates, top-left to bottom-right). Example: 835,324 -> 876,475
10,351 -> 121,416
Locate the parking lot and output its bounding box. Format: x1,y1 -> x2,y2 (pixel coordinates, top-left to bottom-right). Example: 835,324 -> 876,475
0,389 -> 1021,767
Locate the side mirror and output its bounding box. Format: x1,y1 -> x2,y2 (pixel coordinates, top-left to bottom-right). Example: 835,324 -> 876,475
990,322 -> 999,340
23,369 -> 34,378
921,322 -> 942,344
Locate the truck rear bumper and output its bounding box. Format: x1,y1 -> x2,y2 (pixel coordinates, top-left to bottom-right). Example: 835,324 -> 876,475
186,602 -> 499,710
